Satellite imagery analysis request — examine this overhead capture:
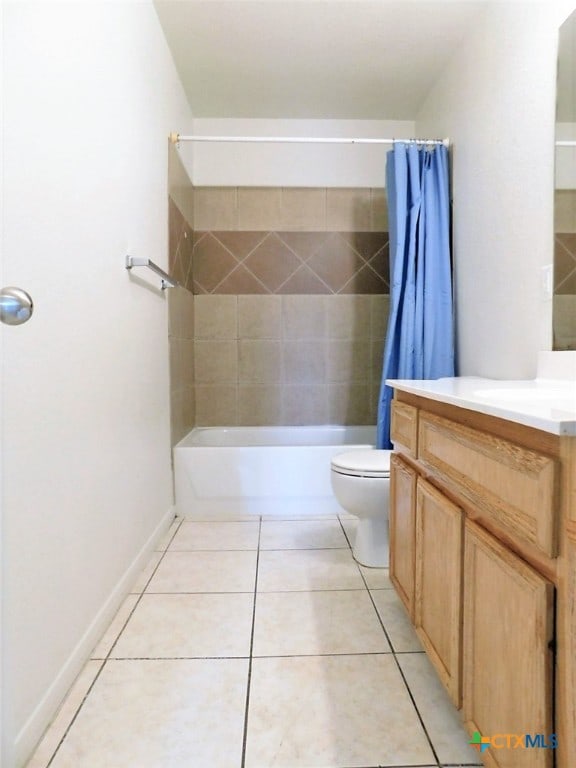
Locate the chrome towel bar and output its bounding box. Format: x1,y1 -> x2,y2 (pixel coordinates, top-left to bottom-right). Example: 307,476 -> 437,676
125,255 -> 179,290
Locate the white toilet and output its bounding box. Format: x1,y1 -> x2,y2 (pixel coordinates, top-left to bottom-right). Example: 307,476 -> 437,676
330,449 -> 391,568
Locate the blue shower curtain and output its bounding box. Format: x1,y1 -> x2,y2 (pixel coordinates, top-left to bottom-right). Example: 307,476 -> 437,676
376,142 -> 454,449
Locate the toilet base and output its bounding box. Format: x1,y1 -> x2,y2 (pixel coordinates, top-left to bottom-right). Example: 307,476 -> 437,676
352,516 -> 389,568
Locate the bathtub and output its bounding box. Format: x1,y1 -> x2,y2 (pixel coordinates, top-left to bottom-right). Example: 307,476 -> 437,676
174,425 -> 376,518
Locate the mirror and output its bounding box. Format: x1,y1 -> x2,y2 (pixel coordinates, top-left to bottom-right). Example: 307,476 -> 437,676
554,9 -> 576,350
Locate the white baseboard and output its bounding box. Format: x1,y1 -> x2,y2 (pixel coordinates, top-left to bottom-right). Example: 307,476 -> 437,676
14,506 -> 175,768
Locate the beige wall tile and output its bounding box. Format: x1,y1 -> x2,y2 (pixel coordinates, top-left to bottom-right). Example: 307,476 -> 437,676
369,381 -> 381,423
238,296 -> 282,338
327,340 -> 371,383
194,340 -> 237,383
282,341 -> 326,384
169,341 -> 183,393
282,386 -> 328,425
371,189 -> 388,232
238,188 -> 282,231
195,385 -> 238,426
182,339 -> 195,384
181,290 -> 195,340
326,188 -> 371,231
170,389 -> 185,447
371,340 -> 385,382
183,386 -> 196,435
194,295 -> 238,339
238,385 -> 283,425
328,383 -> 371,425
280,188 -> 326,231
326,295 -> 371,338
194,187 -> 238,230
555,190 -> 576,233
371,295 -> 390,340
238,340 -> 281,383
281,296 -> 326,338
167,293 -> 181,340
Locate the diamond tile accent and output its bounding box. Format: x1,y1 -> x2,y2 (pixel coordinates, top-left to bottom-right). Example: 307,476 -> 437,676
555,234 -> 576,294
277,232 -> 330,261
217,266 -> 268,294
243,233 -> 303,291
192,230 -> 389,295
340,264 -> 388,294
277,265 -> 331,294
193,234 -> 239,293
306,233 -> 366,292
213,231 -> 268,259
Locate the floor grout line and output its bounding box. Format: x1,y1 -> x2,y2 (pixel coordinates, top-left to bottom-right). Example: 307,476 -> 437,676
45,518 -> 185,768
240,515 -> 262,768
33,516 -> 478,768
360,566 -> 442,768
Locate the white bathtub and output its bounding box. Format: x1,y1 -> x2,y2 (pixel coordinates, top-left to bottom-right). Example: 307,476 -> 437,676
174,425 -> 376,518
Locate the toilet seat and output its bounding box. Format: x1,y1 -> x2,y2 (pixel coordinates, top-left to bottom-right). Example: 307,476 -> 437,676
331,450 -> 391,479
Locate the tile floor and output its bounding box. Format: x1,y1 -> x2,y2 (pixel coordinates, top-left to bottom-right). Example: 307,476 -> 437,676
26,515 -> 482,768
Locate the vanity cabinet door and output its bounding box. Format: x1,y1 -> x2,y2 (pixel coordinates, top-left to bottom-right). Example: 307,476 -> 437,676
415,478 -> 463,707
463,521 -> 555,768
389,454 -> 417,619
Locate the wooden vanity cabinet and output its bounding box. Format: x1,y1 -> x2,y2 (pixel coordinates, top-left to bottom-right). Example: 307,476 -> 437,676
415,478 -> 463,707
389,393 -> 573,768
389,454 -> 416,619
463,520 -> 554,768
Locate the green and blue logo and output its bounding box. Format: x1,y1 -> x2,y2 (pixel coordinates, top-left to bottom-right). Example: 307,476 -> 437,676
469,731 -> 558,752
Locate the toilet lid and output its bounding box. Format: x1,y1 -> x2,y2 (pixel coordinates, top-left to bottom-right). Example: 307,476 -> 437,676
331,449 -> 391,478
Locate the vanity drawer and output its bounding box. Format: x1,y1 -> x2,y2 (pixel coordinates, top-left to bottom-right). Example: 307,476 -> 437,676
418,412 -> 558,557
391,400 -> 418,456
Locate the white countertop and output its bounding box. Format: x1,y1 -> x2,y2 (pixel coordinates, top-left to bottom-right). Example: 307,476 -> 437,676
386,377 -> 576,435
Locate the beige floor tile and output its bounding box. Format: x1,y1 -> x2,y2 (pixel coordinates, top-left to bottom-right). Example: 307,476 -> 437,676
25,661 -> 104,768
258,549 -> 365,592
253,590 -> 390,656
111,593 -> 253,658
154,518 -> 182,551
245,654 -> 435,767
49,659 -> 248,768
146,550 -> 257,593
168,520 -> 260,551
91,595 -> 139,659
130,551 -> 163,593
340,517 -> 357,547
371,589 -> 423,652
260,519 -> 349,550
360,564 -> 393,589
398,653 -> 483,766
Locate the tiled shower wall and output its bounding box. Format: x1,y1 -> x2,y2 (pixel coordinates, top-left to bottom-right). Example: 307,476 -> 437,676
554,190 -> 576,350
192,187 -> 390,426
194,294 -> 389,426
555,190 -> 576,293
168,195 -> 195,446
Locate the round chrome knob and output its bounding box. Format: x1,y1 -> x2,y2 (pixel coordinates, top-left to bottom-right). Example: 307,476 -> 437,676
0,287 -> 34,326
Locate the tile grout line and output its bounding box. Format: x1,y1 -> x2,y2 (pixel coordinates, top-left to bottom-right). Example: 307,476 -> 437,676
240,515 -> 262,768
45,518 -> 185,768
359,566 -> 442,768
337,516 -> 443,768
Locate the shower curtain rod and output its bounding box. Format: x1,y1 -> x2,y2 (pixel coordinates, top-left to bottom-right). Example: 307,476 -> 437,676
169,132 -> 449,147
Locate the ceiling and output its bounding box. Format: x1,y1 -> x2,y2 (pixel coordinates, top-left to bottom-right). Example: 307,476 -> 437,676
153,0 -> 489,120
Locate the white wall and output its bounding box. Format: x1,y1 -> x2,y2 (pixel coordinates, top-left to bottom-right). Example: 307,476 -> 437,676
1,3 -> 193,765
417,1 -> 569,378
181,118 -> 415,187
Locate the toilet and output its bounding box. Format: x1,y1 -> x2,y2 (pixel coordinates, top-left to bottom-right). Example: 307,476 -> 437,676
330,449 -> 391,568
